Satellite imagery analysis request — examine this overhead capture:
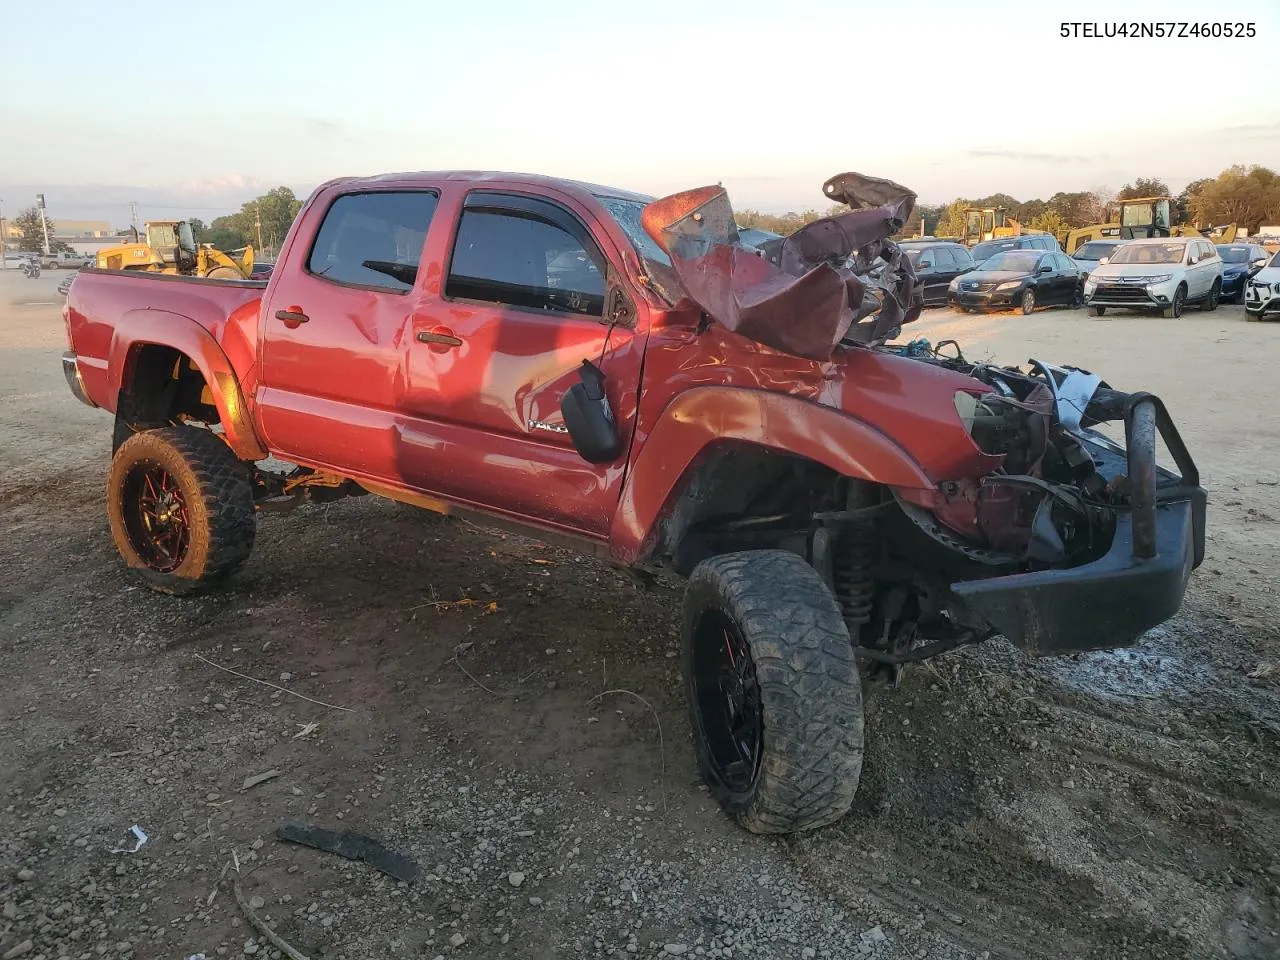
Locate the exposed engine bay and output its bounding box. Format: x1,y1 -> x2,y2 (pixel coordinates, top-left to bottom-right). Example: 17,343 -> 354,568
885,338 -> 1130,570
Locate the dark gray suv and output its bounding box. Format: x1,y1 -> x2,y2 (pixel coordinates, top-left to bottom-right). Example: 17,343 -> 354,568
899,240 -> 976,305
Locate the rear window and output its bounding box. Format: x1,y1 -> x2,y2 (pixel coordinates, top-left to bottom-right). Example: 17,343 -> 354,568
307,191 -> 439,292
971,239 -> 1016,262
1074,241 -> 1120,260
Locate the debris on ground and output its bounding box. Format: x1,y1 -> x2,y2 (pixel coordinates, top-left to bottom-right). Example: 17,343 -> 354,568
241,769 -> 284,791
108,824 -> 148,854
275,823 -> 419,882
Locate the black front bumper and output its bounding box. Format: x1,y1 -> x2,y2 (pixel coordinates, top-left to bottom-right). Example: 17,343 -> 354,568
951,395 -> 1206,657
950,290 -> 1017,308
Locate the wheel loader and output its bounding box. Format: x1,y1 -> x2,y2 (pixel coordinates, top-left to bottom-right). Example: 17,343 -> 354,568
95,221 -> 254,279
960,206 -> 1025,246
1063,197 -> 1237,255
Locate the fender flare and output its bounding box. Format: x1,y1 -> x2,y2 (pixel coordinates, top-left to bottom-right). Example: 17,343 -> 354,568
609,386 -> 936,564
108,308 -> 267,461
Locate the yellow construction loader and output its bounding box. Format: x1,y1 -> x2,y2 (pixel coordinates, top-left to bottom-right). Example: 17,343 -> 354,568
96,221 -> 254,279
960,206 -> 1026,246
1063,198 -> 1237,255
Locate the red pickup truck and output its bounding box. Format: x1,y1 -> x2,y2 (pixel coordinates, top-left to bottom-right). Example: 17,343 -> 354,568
62,169 -> 1206,835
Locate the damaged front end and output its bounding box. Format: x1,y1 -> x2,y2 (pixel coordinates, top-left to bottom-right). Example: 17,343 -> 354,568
640,172 -> 923,360
637,174 -> 1205,666
887,345 -> 1206,658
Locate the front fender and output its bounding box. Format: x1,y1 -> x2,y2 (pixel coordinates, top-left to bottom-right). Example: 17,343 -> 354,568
609,386 -> 935,564
107,309 -> 267,461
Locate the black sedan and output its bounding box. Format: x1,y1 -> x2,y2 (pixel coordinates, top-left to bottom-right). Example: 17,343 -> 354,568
948,250 -> 1082,315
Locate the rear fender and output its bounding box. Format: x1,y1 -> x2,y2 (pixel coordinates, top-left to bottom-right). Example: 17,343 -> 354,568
610,386 -> 935,564
108,309 -> 267,461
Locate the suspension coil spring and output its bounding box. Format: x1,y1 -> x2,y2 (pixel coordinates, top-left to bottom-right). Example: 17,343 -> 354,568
833,518 -> 877,639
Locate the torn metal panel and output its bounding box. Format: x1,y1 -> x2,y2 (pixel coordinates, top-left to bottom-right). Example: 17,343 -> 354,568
641,174 -> 922,361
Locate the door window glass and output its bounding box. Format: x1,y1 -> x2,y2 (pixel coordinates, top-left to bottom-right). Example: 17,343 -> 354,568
446,209 -> 606,316
307,191 -> 439,293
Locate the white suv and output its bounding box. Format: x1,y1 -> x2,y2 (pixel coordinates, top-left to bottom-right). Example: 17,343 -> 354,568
1084,237 -> 1223,318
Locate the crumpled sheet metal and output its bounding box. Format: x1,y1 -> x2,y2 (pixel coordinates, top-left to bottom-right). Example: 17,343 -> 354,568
640,173 -> 922,361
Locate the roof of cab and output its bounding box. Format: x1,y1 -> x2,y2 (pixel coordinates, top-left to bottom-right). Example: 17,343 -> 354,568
327,170 -> 655,205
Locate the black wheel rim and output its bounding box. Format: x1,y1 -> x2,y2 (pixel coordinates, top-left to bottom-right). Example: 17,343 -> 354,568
692,611 -> 763,793
121,461 -> 190,572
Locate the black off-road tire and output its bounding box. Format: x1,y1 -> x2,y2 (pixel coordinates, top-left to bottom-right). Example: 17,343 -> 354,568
682,550 -> 864,835
107,427 -> 256,595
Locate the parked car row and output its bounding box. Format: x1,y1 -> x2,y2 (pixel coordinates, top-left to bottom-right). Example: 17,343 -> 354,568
903,234 -> 1084,315
900,230 -> 1272,320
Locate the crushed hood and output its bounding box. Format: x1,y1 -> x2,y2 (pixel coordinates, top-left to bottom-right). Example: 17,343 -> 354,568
640,172 -> 922,362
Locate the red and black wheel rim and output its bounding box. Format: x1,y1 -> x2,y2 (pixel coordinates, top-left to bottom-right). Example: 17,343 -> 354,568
121,462 -> 191,573
692,611 -> 763,792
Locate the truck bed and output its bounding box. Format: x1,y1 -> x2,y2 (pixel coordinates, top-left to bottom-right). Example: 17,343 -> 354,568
65,268 -> 269,416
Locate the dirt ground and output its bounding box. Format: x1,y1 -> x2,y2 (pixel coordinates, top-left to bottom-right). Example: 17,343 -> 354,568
2,267 -> 1278,960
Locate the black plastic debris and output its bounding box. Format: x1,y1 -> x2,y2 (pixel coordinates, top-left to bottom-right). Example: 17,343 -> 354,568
276,823 -> 419,883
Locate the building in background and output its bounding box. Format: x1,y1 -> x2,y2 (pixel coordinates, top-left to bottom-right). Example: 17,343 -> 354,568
1,217 -> 122,257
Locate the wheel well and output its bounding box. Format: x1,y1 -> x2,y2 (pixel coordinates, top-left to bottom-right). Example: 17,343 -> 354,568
644,443 -> 851,576
114,344 -> 220,451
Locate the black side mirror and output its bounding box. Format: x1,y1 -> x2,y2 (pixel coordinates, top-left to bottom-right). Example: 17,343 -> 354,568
1038,265 -> 1053,274
561,360 -> 623,464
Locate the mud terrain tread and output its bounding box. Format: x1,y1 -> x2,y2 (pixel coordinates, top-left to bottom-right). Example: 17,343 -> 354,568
683,550 -> 864,834
107,427 -> 255,595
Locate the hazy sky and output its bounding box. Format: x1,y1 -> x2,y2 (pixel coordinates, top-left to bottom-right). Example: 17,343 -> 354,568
2,0 -> 1277,225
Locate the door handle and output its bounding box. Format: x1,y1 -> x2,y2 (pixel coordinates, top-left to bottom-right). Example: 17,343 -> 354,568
275,308 -> 310,326
416,330 -> 462,347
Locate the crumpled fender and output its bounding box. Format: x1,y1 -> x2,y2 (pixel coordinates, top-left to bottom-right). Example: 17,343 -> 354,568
609,385 -> 935,564
107,308 -> 267,461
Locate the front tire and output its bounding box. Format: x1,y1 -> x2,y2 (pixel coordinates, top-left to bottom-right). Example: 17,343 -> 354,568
683,550 -> 864,835
107,427 -> 256,595
1092,305 -> 1107,317
1020,288 -> 1036,315
1163,285 -> 1186,319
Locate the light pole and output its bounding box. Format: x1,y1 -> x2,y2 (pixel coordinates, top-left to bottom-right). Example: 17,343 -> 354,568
0,197 -> 6,270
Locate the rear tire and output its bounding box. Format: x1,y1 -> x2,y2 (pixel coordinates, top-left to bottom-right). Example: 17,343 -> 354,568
107,427 -> 256,595
683,550 -> 864,835
1201,280 -> 1220,312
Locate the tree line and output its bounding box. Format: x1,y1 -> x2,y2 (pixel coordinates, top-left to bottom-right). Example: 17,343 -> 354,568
190,186 -> 305,259
739,165 -> 1280,240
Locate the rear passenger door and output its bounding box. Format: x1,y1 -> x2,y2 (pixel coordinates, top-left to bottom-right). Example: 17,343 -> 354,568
916,247 -> 946,303
1054,253 -> 1080,303
256,189 -> 440,476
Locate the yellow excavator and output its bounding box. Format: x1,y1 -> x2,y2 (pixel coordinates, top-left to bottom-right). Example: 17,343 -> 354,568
96,221 -> 254,279
1063,198 -> 1238,255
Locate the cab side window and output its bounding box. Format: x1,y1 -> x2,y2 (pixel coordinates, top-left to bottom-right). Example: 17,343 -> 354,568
307,191 -> 439,293
446,194 -> 606,317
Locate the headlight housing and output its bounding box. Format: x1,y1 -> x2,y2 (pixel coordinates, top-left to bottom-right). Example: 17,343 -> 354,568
995,280 -> 1021,291
1142,274 -> 1173,284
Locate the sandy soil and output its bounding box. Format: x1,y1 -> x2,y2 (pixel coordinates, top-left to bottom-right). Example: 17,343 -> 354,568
2,268 -> 1278,960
